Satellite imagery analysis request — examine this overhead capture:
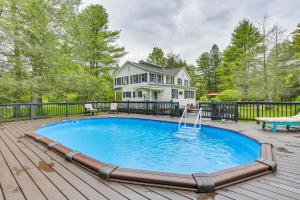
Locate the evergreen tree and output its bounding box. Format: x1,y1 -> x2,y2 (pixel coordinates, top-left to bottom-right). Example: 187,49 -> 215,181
0,1 -> 124,103
73,4 -> 126,77
293,24 -> 300,59
219,19 -> 262,98
209,44 -> 221,92
196,52 -> 211,94
196,44 -> 221,95
147,47 -> 166,67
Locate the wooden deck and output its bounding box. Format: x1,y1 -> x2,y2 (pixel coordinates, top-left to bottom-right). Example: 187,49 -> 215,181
0,115 -> 300,200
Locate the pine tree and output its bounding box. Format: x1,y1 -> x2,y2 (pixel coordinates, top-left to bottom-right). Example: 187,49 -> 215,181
293,24 -> 300,59
147,47 -> 166,67
73,4 -> 126,77
219,19 -> 262,98
209,44 -> 221,92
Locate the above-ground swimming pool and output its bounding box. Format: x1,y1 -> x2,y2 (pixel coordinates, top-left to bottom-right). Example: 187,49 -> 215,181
29,117 -> 275,192
37,118 -> 260,174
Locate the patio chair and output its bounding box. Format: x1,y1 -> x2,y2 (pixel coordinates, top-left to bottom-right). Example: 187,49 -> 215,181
109,103 -> 118,114
256,113 -> 300,133
84,104 -> 99,116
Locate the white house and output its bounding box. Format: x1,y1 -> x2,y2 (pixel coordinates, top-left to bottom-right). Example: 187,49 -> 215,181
113,61 -> 196,107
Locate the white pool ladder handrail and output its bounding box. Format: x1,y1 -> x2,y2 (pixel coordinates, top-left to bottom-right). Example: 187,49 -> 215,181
178,107 -> 187,128
194,107 -> 202,130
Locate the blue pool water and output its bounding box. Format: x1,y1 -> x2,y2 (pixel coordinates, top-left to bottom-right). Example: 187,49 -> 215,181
37,118 -> 260,174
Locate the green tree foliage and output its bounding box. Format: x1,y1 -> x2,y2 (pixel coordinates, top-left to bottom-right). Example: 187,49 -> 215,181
0,0 -> 124,103
147,47 -> 166,67
268,40 -> 300,101
73,4 -> 126,76
219,19 -> 262,98
166,52 -> 187,68
199,19 -> 299,101
165,52 -> 197,86
293,24 -> 300,59
196,44 -> 221,96
220,90 -> 242,101
199,96 -> 209,102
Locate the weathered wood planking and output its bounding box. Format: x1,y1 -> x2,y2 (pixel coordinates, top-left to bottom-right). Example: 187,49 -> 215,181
0,115 -> 299,200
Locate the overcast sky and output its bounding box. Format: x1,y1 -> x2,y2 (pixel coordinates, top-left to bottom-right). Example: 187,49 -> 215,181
82,0 -> 300,65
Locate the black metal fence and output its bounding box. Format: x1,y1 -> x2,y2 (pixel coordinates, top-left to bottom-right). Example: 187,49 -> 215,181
2,101 -> 299,122
199,101 -> 300,121
0,101 -> 180,122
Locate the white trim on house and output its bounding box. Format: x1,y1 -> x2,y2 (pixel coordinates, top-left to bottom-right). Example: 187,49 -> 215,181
113,61 -> 196,107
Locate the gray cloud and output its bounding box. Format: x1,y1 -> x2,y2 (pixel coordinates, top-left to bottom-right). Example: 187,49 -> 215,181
82,0 -> 300,65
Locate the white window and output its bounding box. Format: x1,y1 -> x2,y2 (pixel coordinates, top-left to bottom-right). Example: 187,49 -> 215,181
166,76 -> 174,84
157,74 -> 163,84
138,91 -> 142,97
184,90 -> 195,99
115,78 -> 121,86
177,78 -> 182,85
172,89 -> 178,99
150,73 -> 156,83
123,92 -> 131,98
184,80 -> 189,86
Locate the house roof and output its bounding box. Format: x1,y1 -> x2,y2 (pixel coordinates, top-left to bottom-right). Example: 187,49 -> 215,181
113,60 -> 185,77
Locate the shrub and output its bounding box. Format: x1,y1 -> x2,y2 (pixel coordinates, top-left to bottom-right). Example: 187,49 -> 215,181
220,90 -> 242,101
210,97 -> 221,102
199,96 -> 209,102
295,95 -> 300,102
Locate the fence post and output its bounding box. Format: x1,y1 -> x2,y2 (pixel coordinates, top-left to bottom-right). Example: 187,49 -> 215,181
153,102 -> 156,115
170,100 -> 173,117
211,102 -> 217,120
127,100 -> 130,114
146,101 -> 149,114
30,104 -> 33,120
66,103 -> 69,117
256,101 -> 260,124
234,102 -> 238,122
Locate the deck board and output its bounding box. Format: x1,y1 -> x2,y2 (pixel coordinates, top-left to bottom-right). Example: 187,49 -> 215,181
0,115 -> 300,200
0,150 -> 25,200
0,133 -> 46,200
3,127 -> 105,200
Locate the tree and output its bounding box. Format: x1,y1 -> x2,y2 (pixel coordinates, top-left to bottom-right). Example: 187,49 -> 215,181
0,0 -> 28,102
219,19 -> 262,98
147,47 -> 166,67
73,4 -> 126,77
196,52 -> 210,94
209,44 -> 221,91
261,15 -> 269,99
196,44 -> 221,95
0,1 -> 124,103
293,24 -> 300,59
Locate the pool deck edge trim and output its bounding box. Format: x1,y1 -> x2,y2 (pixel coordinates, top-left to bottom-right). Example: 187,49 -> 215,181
24,117 -> 276,193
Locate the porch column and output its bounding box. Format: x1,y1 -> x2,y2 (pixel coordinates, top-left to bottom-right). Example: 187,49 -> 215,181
149,90 -> 152,101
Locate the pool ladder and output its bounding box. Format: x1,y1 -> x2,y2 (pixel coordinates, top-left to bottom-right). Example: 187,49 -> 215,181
178,107 -> 202,131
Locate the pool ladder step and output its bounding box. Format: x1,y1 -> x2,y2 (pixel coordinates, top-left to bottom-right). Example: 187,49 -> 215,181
178,126 -> 200,133
178,107 -> 202,130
